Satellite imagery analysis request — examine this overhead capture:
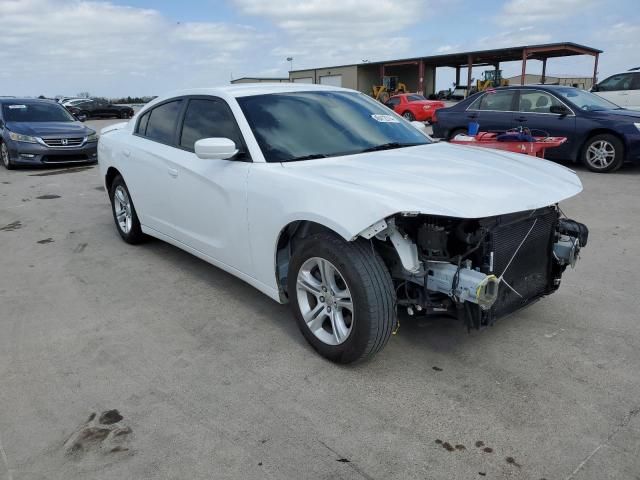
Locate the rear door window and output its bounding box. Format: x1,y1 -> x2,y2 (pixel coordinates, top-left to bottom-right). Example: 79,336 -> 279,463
179,98 -> 246,155
144,100 -> 182,145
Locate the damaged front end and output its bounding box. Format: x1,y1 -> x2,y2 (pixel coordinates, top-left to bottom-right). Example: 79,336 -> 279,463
364,207 -> 588,329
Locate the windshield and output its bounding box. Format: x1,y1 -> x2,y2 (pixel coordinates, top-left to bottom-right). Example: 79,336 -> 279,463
2,102 -> 76,122
556,88 -> 620,111
237,91 -> 430,162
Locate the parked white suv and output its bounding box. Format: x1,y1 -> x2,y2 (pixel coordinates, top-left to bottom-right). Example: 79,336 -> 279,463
592,69 -> 640,110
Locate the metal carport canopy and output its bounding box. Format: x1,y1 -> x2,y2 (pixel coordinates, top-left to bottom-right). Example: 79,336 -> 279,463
364,42 -> 602,90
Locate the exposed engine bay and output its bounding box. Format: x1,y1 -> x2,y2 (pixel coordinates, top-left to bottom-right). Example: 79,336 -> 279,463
366,206 -> 588,329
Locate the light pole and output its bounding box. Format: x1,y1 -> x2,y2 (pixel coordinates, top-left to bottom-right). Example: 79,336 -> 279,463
286,57 -> 293,72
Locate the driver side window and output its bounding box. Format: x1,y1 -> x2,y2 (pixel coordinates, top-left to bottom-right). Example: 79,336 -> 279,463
179,98 -> 247,158
518,90 -> 563,114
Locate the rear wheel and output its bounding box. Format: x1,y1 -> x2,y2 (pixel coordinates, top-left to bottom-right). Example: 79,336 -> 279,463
1,142 -> 14,170
581,134 -> 624,173
287,232 -> 395,364
109,175 -> 146,244
402,111 -> 415,121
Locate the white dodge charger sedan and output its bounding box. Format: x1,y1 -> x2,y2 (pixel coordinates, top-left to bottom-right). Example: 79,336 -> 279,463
98,83 -> 588,363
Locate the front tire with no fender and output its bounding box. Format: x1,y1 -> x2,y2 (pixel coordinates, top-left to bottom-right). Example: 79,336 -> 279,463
288,232 -> 395,364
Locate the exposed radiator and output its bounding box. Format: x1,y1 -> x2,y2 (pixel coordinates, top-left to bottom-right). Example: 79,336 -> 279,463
489,208 -> 558,318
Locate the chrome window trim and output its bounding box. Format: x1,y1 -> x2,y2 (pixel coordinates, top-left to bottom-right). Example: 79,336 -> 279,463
465,89 -> 576,117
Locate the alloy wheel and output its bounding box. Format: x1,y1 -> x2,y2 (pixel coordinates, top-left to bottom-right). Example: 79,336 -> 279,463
585,140 -> 616,169
113,185 -> 133,234
296,257 -> 354,346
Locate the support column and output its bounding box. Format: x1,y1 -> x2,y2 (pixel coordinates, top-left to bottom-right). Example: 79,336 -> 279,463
455,66 -> 460,86
521,49 -> 527,85
592,53 -> 599,87
541,58 -> 547,84
467,55 -> 473,96
380,64 -> 385,83
419,59 -> 425,94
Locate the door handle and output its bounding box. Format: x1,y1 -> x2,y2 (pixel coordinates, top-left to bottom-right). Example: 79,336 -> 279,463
467,114 -> 478,119
514,117 -> 527,122
123,150 -> 130,157
167,168 -> 178,178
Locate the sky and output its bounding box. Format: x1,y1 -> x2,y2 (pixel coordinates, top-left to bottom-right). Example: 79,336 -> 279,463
0,0 -> 638,97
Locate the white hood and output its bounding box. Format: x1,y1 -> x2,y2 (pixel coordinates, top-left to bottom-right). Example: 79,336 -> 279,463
281,142 -> 583,219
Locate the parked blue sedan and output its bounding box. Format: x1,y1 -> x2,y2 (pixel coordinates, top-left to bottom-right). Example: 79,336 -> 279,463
432,85 -> 640,173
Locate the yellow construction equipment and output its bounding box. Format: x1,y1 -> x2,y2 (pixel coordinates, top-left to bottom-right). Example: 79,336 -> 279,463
372,76 -> 408,102
476,70 -> 509,91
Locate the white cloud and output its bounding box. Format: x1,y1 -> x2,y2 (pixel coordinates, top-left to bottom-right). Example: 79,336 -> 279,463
436,45 -> 460,54
233,0 -> 427,68
496,0 -> 597,27
0,0 -> 263,96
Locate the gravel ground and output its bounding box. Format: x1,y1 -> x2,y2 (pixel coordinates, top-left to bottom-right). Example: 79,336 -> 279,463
1,118 -> 639,480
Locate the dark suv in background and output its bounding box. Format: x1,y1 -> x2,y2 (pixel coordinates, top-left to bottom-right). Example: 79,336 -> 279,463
0,98 -> 98,169
66,99 -> 134,120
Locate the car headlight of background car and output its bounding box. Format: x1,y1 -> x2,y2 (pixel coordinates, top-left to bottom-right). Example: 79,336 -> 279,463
8,131 -> 38,143
86,132 -> 98,142
634,123 -> 640,133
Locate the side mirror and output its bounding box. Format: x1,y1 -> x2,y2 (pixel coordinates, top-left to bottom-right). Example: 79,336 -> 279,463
194,137 -> 238,160
550,105 -> 569,116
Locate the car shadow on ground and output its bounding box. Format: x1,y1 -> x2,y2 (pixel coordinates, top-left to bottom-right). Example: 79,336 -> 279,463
139,237 -> 305,346
135,233 -> 491,362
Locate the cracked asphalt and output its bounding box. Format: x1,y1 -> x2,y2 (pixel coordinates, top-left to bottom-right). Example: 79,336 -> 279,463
1,118 -> 639,479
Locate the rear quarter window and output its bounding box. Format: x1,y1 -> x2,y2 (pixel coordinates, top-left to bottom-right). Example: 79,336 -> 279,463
143,100 -> 183,144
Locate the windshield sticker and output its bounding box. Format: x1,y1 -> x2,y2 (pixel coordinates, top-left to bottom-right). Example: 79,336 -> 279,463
371,114 -> 399,123
8,105 -> 27,109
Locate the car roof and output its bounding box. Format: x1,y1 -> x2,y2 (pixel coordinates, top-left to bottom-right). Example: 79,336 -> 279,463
481,85 -> 578,92
153,83 -> 355,100
0,98 -> 59,105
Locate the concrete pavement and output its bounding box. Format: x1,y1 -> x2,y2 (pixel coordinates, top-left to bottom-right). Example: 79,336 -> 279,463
1,120 -> 639,479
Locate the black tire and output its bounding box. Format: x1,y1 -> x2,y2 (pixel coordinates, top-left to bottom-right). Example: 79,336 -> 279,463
449,128 -> 467,139
287,232 -> 395,364
402,111 -> 415,121
581,134 -> 624,173
79,110 -> 90,120
1,142 -> 14,170
109,175 -> 146,244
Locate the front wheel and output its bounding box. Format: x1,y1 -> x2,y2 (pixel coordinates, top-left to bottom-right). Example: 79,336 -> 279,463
581,134 -> 624,173
287,232 -> 395,364
1,142 -> 14,170
109,175 -> 146,244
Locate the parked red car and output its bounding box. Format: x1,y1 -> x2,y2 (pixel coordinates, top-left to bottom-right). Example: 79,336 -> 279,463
384,94 -> 445,122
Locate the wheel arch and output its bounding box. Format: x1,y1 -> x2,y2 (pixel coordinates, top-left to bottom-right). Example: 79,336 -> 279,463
105,166 -> 122,192
273,219 -> 353,303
